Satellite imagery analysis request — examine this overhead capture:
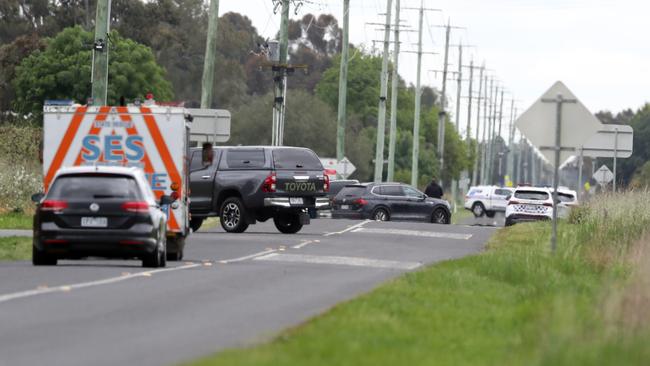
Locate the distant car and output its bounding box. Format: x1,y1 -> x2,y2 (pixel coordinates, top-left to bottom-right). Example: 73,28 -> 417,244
505,186 -> 553,226
464,185 -> 514,217
31,166 -> 171,268
331,183 -> 451,224
553,188 -> 578,218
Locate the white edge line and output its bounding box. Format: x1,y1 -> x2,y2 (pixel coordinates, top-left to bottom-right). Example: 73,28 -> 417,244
219,249 -> 277,264
0,263 -> 201,305
323,220 -> 371,237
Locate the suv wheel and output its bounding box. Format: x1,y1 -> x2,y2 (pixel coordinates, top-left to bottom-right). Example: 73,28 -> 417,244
32,244 -> 57,266
273,214 -> 303,234
143,237 -> 164,268
372,208 -> 389,221
220,197 -> 249,233
471,202 -> 485,217
432,208 -> 450,224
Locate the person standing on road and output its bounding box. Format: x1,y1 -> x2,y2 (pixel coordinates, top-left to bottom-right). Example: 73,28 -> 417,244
425,177 -> 443,199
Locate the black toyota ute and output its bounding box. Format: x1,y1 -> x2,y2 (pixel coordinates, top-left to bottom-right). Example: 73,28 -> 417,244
188,146 -> 330,234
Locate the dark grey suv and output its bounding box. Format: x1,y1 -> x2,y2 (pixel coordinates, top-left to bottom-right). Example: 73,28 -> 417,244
331,183 -> 451,224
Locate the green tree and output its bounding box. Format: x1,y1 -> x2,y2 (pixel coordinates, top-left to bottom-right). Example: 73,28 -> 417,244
12,26 -> 172,116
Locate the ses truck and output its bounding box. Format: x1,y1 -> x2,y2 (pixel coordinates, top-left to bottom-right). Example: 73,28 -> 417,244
41,103 -> 230,260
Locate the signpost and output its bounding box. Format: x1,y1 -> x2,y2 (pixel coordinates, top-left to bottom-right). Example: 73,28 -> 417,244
515,81 -> 602,253
593,165 -> 614,187
320,157 -> 357,179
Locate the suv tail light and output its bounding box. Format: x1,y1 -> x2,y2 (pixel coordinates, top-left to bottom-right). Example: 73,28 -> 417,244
508,200 -> 520,206
323,173 -> 330,192
262,172 -> 277,193
543,202 -> 554,207
122,201 -> 149,213
354,198 -> 368,206
41,200 -> 68,212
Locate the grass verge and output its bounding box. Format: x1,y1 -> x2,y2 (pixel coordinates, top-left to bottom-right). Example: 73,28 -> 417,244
186,192 -> 650,366
0,212 -> 33,229
0,237 -> 31,261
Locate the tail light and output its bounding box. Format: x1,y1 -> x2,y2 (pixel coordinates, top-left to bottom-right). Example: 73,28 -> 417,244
354,198 -> 368,206
262,172 -> 277,193
323,173 -> 330,192
41,200 -> 68,212
122,201 -> 149,213
543,202 -> 554,207
170,191 -> 179,201
508,200 -> 520,205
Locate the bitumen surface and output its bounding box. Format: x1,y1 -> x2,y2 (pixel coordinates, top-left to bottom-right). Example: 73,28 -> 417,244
0,219 -> 497,366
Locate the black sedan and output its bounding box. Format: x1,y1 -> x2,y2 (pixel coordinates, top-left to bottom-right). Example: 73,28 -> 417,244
331,183 -> 451,224
32,166 -> 171,268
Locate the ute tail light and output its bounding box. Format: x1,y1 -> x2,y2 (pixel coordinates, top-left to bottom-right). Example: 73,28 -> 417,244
262,172 -> 277,193
354,198 -> 368,206
41,200 -> 68,212
122,201 -> 149,213
323,173 -> 330,192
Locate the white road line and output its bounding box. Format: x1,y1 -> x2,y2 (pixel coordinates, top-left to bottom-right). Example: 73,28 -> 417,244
0,263 -> 201,305
323,220 -> 371,237
254,253 -> 421,270
218,249 -> 277,264
354,227 -> 473,240
292,240 -> 314,249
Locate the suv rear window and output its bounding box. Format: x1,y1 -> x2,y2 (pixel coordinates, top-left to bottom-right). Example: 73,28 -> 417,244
336,186 -> 366,198
224,149 -> 266,169
273,148 -> 322,170
514,190 -> 549,201
48,175 -> 140,200
557,193 -> 576,202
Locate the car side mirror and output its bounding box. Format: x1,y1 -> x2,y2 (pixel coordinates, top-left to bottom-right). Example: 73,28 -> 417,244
505,195 -> 512,200
419,194 -> 427,201
160,195 -> 174,205
31,193 -> 44,203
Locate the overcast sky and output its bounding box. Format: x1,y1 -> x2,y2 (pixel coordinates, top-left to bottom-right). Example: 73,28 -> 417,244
218,0 -> 649,136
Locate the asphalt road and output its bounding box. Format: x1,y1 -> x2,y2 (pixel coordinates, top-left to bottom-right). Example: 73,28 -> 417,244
0,219 -> 496,366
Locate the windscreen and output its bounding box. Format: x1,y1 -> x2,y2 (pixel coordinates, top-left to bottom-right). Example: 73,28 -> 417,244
336,186 -> 366,198
557,193 -> 576,203
273,148 -> 322,170
514,190 -> 549,201
48,175 -> 140,200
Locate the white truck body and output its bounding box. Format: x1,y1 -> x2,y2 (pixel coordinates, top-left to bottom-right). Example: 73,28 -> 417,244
42,105 -> 190,237
464,185 -> 514,217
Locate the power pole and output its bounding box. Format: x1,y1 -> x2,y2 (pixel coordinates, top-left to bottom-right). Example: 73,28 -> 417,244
200,0 -> 220,109
507,100 -> 516,184
272,0 -> 291,146
436,21 -> 451,180
465,59 -> 474,141
497,89 -> 505,185
471,64 -> 484,185
91,0 -> 112,106
480,75 -> 489,185
336,0 -> 350,163
410,0 -> 424,187
482,78 -> 494,184
387,0 -> 401,182
373,0 -> 393,182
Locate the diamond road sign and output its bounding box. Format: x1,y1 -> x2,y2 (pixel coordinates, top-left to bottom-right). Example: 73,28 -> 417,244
593,165 -> 614,186
320,157 -> 357,179
515,81 -> 602,166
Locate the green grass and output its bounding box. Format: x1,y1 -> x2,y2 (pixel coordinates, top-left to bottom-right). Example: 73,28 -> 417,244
185,192 -> 650,366
0,212 -> 32,229
0,236 -> 31,261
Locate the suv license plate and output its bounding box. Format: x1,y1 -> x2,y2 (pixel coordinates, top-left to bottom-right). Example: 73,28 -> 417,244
81,217 -> 108,227
341,205 -> 350,210
289,197 -> 304,205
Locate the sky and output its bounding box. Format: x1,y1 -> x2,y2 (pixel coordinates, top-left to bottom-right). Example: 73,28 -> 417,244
217,0 -> 649,139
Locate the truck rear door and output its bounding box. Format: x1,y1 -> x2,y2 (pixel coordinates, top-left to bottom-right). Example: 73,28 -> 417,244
272,148 -> 326,205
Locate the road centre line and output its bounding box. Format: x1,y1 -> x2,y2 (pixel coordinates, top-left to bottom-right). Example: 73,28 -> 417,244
292,240 -> 313,249
353,227 -> 473,240
218,248 -> 278,264
0,263 -> 201,305
254,253 -> 421,270
323,220 -> 371,237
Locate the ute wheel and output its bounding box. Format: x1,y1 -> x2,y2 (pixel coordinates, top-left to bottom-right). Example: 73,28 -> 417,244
32,244 -> 57,266
432,208 -> 450,224
273,214 -> 303,234
485,211 -> 496,218
471,202 -> 485,217
220,197 -> 249,233
166,236 -> 184,261
190,218 -> 204,232
372,208 -> 390,221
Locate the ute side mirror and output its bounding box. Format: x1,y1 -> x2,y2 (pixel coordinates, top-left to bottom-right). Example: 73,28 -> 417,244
160,195 -> 174,206
31,193 -> 44,203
